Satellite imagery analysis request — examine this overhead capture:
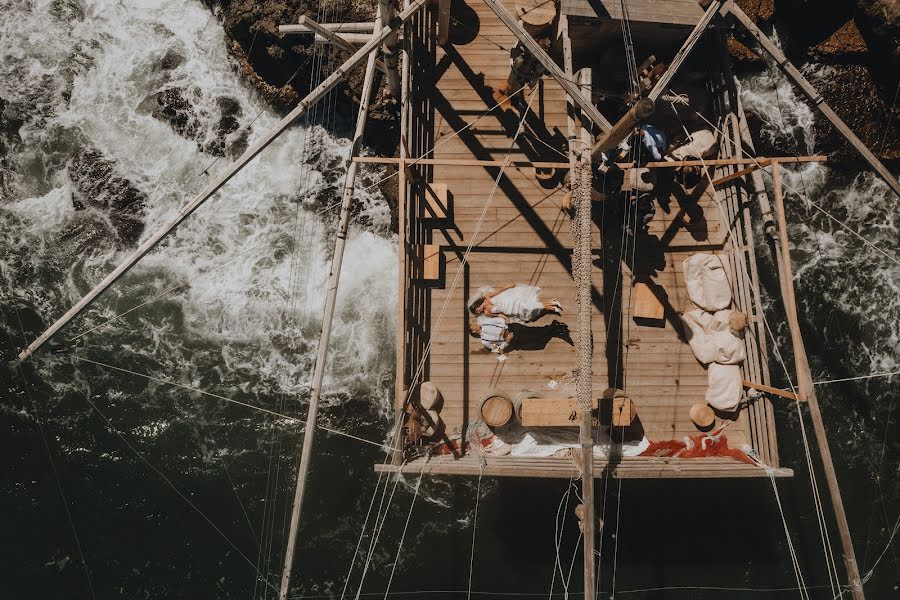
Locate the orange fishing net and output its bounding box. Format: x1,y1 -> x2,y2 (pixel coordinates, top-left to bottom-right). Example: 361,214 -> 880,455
640,433 -> 756,465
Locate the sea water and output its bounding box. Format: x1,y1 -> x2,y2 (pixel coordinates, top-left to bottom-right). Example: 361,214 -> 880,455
0,1 -> 897,598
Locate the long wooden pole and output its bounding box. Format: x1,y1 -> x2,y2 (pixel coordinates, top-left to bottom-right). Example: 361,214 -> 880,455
771,163 -> 865,600
480,0 -> 613,133
590,98 -> 654,161
729,3 -> 900,199
280,16 -> 388,74
17,0 -> 427,362
575,68 -> 596,600
647,0 -> 725,101
277,5 -> 390,599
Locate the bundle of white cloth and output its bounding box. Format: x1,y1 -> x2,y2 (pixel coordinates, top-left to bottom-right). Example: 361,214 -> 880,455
681,253 -> 745,411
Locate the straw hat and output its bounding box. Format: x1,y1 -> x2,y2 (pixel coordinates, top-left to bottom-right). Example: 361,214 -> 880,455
690,403 -> 715,428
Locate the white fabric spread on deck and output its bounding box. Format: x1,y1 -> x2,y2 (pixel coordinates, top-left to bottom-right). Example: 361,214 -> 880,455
683,253 -> 732,311
486,428 -> 650,458
681,309 -> 747,365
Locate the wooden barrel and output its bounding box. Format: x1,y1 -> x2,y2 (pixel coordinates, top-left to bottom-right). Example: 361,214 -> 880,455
515,0 -> 557,36
512,389 -> 543,423
479,390 -> 514,427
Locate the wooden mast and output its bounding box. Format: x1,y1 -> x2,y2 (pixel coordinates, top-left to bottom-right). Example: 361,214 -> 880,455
16,1 -> 427,362
728,3 -> 900,199
574,67 -> 596,600
771,164 -> 865,600
276,1 -> 432,595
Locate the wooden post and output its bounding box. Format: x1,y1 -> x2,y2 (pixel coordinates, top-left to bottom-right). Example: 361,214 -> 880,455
381,0 -> 401,97
17,0 -> 429,362
437,0 -> 452,45
277,7 -> 387,598
729,3 -> 900,199
771,163 -> 866,600
575,68 -> 596,600
480,0 -> 613,133
395,0 -> 411,456
647,0 -> 725,100
281,16 -> 388,74
590,98 -> 655,161
560,15 -> 578,177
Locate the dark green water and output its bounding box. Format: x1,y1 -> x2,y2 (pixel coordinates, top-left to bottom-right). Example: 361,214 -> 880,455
1,1 -> 897,599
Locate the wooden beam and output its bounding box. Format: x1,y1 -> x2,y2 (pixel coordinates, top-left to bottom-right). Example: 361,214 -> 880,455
742,379 -> 800,401
280,22 -> 375,33
278,5 -> 390,599
280,16 -> 388,74
437,0 -> 452,45
313,32 -> 373,44
480,0 -> 614,133
352,155 -> 827,169
375,457 -> 795,478
771,163 -> 866,600
380,0 -> 401,97
17,0 -> 429,361
711,158 -> 771,187
647,0 -> 726,101
728,3 -> 900,199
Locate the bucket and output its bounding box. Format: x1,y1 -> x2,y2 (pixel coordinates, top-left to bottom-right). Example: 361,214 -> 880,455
479,390 -> 514,427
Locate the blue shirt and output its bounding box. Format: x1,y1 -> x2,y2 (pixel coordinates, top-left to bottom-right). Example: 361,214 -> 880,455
640,125 -> 667,161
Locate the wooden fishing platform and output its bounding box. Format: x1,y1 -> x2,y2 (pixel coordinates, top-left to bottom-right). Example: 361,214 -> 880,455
380,0 -> 791,479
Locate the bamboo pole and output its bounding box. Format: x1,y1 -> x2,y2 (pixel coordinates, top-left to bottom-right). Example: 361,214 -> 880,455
771,163 -> 865,600
16,0 -> 428,362
480,0 -> 613,133
729,3 -> 900,199
395,0 -> 411,456
277,5 -> 390,599
647,0 -> 726,101
575,68 -> 596,600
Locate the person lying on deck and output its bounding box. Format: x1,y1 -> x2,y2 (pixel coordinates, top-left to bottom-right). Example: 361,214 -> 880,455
665,129 -> 718,189
469,315 -> 513,354
468,283 -> 562,323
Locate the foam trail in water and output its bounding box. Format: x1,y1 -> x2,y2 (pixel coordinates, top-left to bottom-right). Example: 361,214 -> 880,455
0,0 -> 397,413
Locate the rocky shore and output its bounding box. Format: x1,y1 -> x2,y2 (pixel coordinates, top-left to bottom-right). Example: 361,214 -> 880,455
203,0 -> 899,166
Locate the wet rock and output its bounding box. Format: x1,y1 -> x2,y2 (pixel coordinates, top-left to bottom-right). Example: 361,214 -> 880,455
159,48 -> 187,71
68,149 -> 147,244
855,0 -> 900,81
732,0 -> 900,161
147,86 -> 249,158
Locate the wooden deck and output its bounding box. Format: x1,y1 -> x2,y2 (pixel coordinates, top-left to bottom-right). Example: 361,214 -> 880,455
390,0 -> 782,478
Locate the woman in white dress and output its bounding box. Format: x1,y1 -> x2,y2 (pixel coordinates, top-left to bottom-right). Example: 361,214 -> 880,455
468,283 -> 562,323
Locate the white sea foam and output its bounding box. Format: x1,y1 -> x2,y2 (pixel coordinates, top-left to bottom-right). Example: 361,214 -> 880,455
0,0 -> 397,417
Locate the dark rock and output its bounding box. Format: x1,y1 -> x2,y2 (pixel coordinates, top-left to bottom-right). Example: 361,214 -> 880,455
68,149 -> 147,244
855,0 -> 900,85
732,0 -> 900,161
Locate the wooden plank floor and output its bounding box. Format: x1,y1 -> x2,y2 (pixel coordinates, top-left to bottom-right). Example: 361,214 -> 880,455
402,0 -> 752,462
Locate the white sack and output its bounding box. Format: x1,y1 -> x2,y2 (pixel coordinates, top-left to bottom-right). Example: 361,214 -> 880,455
681,309 -> 747,365
706,362 -> 743,411
683,253 -> 732,311
669,129 -> 718,161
